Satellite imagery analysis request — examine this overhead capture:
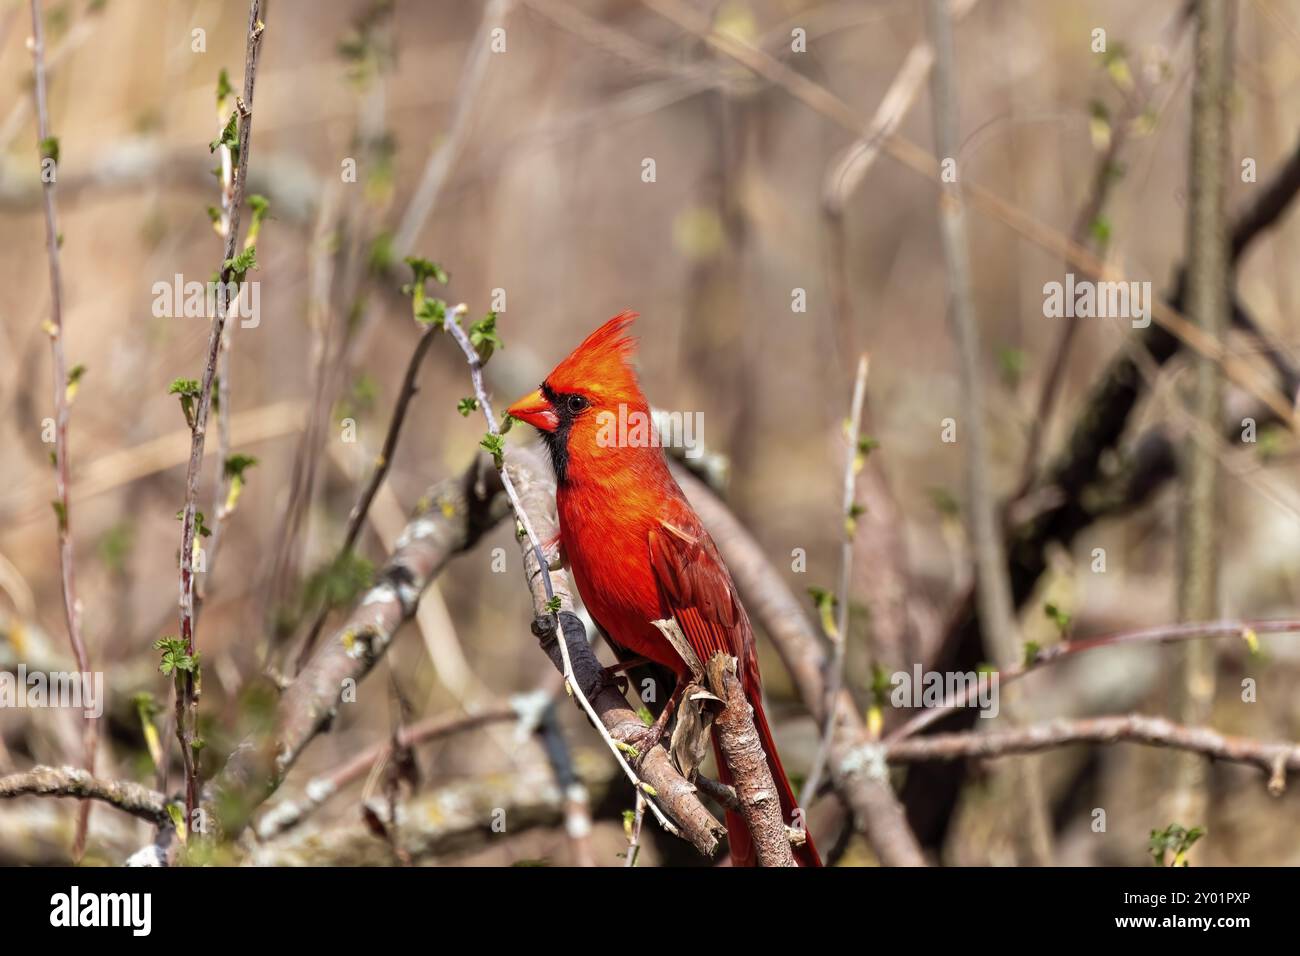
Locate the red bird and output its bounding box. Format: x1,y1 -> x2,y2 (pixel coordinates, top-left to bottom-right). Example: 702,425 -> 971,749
507,312 -> 820,867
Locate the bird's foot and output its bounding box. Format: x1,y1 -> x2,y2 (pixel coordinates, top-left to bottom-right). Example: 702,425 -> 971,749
621,685 -> 685,767
620,719 -> 670,767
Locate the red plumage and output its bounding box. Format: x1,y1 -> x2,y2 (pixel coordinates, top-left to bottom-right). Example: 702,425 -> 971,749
508,313 -> 820,867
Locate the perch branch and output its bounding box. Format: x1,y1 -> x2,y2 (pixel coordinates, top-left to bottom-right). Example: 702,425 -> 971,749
707,654 -> 796,867
675,466 -> 927,866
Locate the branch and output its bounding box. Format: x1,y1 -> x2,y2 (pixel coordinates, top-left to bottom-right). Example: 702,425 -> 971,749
879,715 -> 1299,796
707,654 -> 796,867
801,354 -> 868,805
28,0 -> 96,861
1014,28 -> 1178,493
174,0 -> 266,831
1170,0 -> 1234,833
250,758 -> 607,866
674,466 -> 926,866
0,766 -> 169,826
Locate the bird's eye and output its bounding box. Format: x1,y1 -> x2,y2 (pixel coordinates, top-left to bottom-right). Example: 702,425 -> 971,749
566,394 -> 589,414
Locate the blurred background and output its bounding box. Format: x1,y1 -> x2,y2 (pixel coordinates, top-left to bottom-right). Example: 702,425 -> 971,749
1,0 -> 1299,866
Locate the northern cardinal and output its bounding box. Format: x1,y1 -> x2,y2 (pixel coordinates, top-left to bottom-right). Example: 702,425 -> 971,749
507,312 -> 820,867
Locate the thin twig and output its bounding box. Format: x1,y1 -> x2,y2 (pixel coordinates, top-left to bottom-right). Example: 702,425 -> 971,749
800,354 -> 868,806
203,68 -> 248,600
175,0 -> 266,830
821,0 -> 980,214
625,790 -> 646,867
29,0 -> 96,861
1014,33 -> 1177,493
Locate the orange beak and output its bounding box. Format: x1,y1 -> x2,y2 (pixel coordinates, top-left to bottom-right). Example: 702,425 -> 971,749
506,388 -> 559,432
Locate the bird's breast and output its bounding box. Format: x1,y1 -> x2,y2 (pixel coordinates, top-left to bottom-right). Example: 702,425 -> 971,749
557,486 -> 681,671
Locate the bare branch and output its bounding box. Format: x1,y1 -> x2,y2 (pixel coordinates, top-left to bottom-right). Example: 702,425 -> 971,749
1169,0 -> 1235,834
888,618 -> 1300,743
879,714 -> 1300,796
28,0 -> 96,860
707,654 -> 796,867
0,766 -> 169,826
926,0 -> 1052,865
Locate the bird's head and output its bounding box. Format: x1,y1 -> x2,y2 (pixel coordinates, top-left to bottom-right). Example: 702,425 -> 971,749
507,311 -> 650,486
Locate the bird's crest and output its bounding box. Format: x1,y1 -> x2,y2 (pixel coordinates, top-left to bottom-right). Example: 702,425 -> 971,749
545,311 -> 643,404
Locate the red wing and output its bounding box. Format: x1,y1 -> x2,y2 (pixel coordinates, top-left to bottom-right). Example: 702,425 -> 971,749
646,503 -> 758,688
